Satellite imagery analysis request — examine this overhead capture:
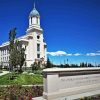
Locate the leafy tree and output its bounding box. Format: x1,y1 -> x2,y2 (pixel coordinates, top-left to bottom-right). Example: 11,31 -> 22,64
31,62 -> 40,73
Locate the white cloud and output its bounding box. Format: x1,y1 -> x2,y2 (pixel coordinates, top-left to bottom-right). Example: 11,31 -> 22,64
86,53 -> 100,56
73,53 -> 82,56
97,51 -> 100,53
66,53 -> 72,56
47,51 -> 67,56
47,51 -> 81,56
47,50 -> 100,57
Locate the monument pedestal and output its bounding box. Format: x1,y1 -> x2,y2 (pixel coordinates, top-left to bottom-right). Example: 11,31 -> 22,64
43,68 -> 100,100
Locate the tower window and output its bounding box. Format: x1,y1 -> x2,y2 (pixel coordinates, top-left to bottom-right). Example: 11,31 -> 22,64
36,17 -> 38,24
31,17 -> 32,24
37,54 -> 40,58
37,44 -> 40,51
37,35 -> 40,39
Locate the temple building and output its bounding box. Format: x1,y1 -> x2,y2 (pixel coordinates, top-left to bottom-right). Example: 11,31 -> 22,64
0,4 -> 47,67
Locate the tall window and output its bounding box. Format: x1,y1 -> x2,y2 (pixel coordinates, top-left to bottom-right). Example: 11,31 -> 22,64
31,17 -> 32,24
37,54 -> 40,58
36,17 -> 38,24
37,35 -> 40,39
37,44 -> 40,51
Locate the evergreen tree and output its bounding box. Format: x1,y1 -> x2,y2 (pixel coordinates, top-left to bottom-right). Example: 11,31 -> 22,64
46,58 -> 53,68
18,42 -> 25,73
9,28 -> 25,73
9,28 -> 17,71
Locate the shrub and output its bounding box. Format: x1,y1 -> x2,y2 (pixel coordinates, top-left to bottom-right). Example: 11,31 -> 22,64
0,85 -> 43,100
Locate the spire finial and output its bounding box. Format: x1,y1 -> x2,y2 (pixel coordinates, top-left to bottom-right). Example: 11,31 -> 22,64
34,1 -> 36,9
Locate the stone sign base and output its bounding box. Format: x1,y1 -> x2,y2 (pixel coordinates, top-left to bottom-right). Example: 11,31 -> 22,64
43,68 -> 100,100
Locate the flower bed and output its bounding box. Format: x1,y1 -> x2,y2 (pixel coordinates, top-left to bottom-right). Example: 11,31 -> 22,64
0,85 -> 43,100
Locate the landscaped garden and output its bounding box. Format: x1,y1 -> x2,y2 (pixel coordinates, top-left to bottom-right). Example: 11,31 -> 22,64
0,72 -> 43,99
0,72 -> 43,85
0,85 -> 43,100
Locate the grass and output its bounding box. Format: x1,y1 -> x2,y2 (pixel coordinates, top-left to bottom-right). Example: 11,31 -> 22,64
0,73 -> 43,85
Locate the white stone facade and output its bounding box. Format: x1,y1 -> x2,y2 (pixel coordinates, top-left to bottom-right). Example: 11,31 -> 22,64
0,6 -> 47,67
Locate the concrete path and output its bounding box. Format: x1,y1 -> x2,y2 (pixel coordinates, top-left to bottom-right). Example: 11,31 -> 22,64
0,71 -> 9,76
32,97 -> 44,100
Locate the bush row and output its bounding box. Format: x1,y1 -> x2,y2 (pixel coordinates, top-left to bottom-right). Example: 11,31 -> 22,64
0,85 -> 43,100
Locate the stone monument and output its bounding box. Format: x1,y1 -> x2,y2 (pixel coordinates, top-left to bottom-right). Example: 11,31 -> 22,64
43,67 -> 100,100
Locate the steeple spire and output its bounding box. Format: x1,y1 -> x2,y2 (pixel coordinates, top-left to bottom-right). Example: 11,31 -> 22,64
34,1 -> 36,9
29,1 -> 40,18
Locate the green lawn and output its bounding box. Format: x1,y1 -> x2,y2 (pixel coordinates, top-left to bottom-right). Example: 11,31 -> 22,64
0,73 -> 43,85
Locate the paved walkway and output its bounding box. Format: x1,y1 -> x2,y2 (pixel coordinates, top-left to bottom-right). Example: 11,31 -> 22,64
0,71 -> 9,76
32,97 -> 44,100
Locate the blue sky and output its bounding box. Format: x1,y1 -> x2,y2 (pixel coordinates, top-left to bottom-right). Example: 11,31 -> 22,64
0,0 -> 100,65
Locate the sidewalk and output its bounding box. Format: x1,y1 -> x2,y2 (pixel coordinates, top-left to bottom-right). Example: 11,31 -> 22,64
0,71 -> 9,76
32,97 -> 44,100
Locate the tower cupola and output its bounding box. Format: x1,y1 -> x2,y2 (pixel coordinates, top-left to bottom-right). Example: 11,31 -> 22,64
29,6 -> 40,17
29,3 -> 40,27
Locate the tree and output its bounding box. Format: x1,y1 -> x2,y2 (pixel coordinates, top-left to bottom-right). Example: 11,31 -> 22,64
31,62 -> 40,73
9,28 -> 17,72
16,41 -> 26,73
46,58 -> 53,68
19,48 -> 25,72
87,63 -> 94,67
80,62 -> 85,67
9,28 -> 25,74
